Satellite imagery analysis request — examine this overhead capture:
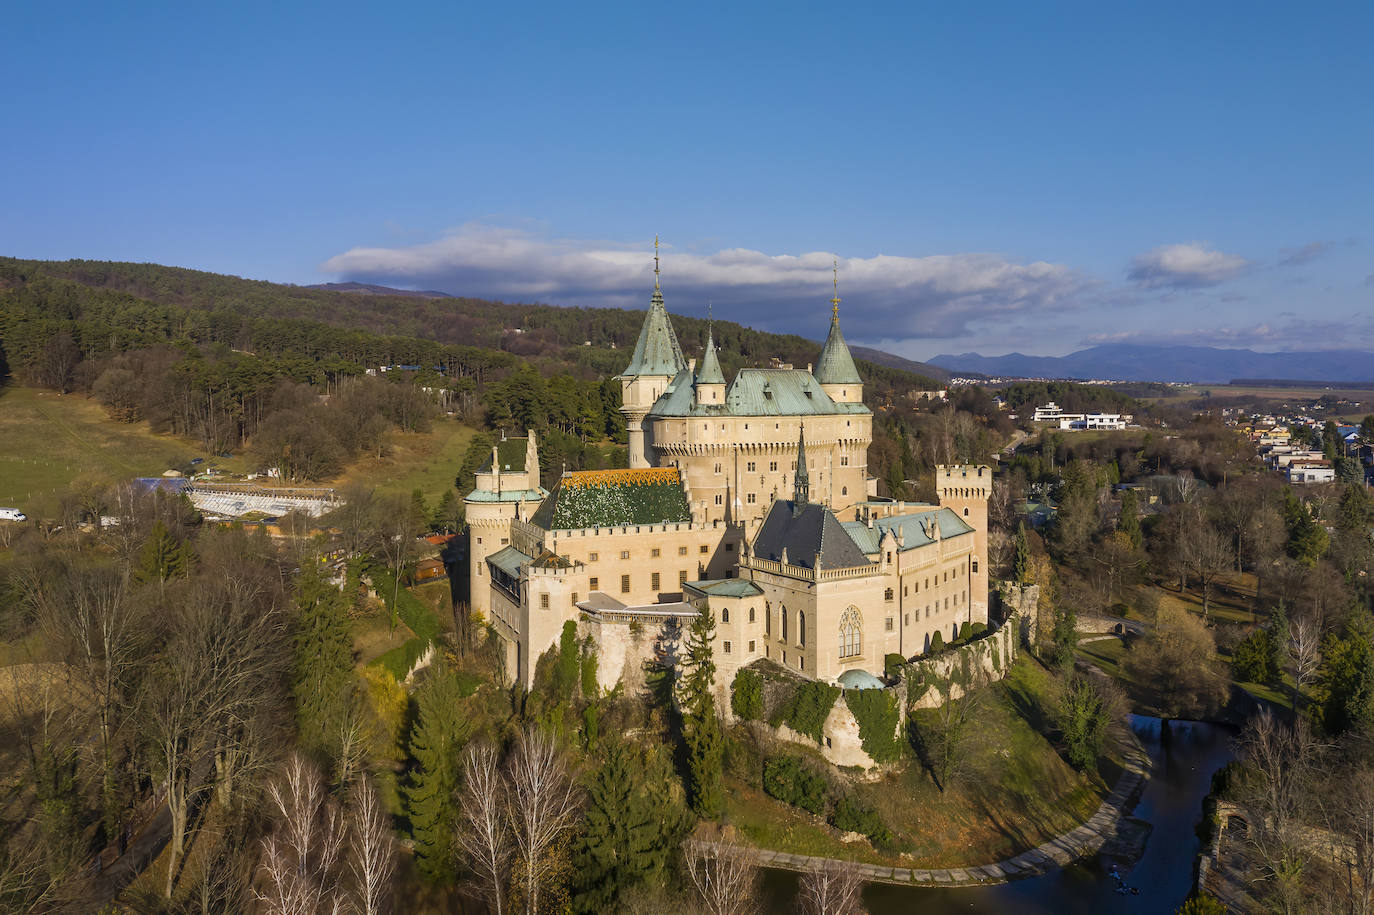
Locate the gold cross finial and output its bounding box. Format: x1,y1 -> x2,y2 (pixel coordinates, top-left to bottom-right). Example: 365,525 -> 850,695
831,258 -> 841,319
653,235 -> 660,288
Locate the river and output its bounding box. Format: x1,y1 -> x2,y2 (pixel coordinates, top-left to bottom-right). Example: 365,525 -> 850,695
760,715 -> 1236,914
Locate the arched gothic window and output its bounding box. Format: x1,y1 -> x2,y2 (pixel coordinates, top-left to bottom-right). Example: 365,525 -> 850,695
722,607 -> 730,623
781,607 -> 789,642
839,607 -> 862,658
765,603 -> 771,636
972,559 -> 979,574
798,610 -> 806,646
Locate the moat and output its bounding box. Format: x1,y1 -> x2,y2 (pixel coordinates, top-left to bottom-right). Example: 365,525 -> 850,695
761,715 -> 1235,913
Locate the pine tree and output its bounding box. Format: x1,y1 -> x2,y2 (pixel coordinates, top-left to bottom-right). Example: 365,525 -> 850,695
1013,523 -> 1032,584
404,661 -> 471,882
680,605 -> 723,817
292,562 -> 356,764
410,488 -> 430,530
573,739 -> 689,912
433,489 -> 461,532
1119,489 -> 1142,549
136,520 -> 187,587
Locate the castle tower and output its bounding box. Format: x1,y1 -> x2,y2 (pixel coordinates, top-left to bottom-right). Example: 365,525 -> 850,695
619,237 -> 686,467
694,328 -> 727,406
814,263 -> 862,405
935,464 -> 992,622
463,431 -> 547,616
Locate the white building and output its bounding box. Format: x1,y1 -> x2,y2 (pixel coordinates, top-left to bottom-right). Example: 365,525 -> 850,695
1032,402 -> 1131,430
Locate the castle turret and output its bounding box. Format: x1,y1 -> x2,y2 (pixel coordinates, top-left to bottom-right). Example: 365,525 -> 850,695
814,264 -> 862,405
619,237 -> 686,467
935,464 -> 991,622
694,328 -> 726,406
793,423 -> 810,510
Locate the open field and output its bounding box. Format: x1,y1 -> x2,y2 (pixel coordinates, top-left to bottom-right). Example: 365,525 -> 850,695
333,418 -> 478,505
0,386 -> 244,514
1136,382 -> 1373,419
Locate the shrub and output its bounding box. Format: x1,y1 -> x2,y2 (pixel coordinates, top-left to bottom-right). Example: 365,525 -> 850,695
1231,628 -> 1276,685
844,689 -> 902,764
883,653 -> 906,680
762,755 -> 827,815
731,669 -> 763,720
830,795 -> 892,845
929,631 -> 945,654
773,681 -> 841,744
970,621 -> 987,637
958,621 -> 973,641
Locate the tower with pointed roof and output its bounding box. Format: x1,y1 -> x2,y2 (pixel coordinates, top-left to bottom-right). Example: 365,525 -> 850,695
694,326 -> 726,406
814,262 -> 863,405
793,423 -> 810,508
619,237 -> 687,467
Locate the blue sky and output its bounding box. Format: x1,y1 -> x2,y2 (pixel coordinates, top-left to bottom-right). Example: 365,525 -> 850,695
3,2 -> 1372,359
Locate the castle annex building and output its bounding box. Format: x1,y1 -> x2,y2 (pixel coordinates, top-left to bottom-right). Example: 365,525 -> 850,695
463,262 -> 990,701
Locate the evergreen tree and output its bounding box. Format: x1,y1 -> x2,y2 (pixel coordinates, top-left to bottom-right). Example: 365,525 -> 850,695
1013,523 -> 1032,584
433,488 -> 462,532
680,605 -> 724,817
410,488 -> 430,530
1283,489 -> 1329,567
573,739 -> 689,913
404,661 -> 471,882
1119,488 -> 1142,549
291,562 -> 356,764
136,520 -> 189,587
1317,613 -> 1374,735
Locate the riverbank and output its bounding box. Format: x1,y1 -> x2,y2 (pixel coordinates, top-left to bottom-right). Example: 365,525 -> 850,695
743,721 -> 1151,887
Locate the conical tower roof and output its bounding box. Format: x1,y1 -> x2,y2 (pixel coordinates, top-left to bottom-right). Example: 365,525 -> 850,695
623,285 -> 686,377
696,328 -> 726,385
815,312 -> 861,385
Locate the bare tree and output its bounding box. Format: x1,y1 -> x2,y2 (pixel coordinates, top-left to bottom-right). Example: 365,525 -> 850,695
1177,514 -> 1231,621
1239,709 -> 1323,914
683,840 -> 759,915
1287,615 -> 1322,720
796,857 -> 865,915
458,742 -> 510,915
254,754 -> 348,915
506,727 -> 580,915
349,776 -> 394,915
375,492 -> 425,631
1330,765 -> 1374,915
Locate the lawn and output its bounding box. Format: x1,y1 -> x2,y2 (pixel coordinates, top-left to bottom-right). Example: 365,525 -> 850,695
333,418 -> 478,506
0,385 -> 244,514
726,657 -> 1107,869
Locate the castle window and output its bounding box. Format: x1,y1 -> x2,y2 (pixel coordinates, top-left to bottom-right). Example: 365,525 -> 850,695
723,641 -> 731,654
714,463 -> 722,474
700,545 -> 709,554
714,494 -> 723,505
749,607 -> 755,622
679,570 -> 688,584
476,537 -> 483,544
590,577 -> 599,590
747,461 -> 756,472
781,608 -> 788,642
798,610 -> 806,646
884,588 -> 894,601
589,552 -> 598,562
620,550 -> 630,560
840,456 -> 849,466
964,508 -> 969,517
904,585 -> 909,596
800,656 -> 805,670
621,575 -> 630,593
501,538 -> 509,545
886,617 -> 894,632
972,559 -> 979,573
769,461 -> 778,471
572,593 -> 579,606
839,607 -> 862,658
722,608 -> 730,623
748,640 -> 756,653
765,605 -> 771,635
652,548 -> 661,558
651,572 -> 661,590
904,613 -> 909,625
747,493 -> 756,504
540,594 -> 549,610
679,546 -> 688,556
886,552 -> 893,563
842,487 -> 847,496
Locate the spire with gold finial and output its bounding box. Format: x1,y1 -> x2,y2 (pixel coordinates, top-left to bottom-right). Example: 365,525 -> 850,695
831,258 -> 841,320
794,421 -> 810,511
653,234 -> 661,290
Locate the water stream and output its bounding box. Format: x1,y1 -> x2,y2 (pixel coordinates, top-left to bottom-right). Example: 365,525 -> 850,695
760,715 -> 1236,914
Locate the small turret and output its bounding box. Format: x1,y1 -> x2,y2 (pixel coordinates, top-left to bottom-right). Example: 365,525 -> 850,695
814,261 -> 862,404
694,328 -> 726,405
793,423 -> 810,512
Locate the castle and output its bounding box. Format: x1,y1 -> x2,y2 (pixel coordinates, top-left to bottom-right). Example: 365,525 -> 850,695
463,256 -> 989,702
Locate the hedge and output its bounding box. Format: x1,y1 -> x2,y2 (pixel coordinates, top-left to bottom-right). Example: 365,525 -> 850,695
731,669 -> 763,720
830,795 -> 893,845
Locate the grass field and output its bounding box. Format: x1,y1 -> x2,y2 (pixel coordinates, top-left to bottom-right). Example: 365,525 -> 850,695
0,386 -> 227,513
332,418 -> 478,506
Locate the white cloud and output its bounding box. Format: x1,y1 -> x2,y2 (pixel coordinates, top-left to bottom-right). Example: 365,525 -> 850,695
1080,317 -> 1374,351
320,223 -> 1092,341
1127,242 -> 1248,289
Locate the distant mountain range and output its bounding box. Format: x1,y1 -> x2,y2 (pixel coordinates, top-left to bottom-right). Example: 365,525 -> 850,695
304,281 -> 453,299
848,345 -> 955,384
929,344 -> 1374,384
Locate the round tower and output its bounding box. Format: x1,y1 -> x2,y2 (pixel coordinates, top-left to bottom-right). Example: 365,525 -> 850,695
619,239 -> 686,467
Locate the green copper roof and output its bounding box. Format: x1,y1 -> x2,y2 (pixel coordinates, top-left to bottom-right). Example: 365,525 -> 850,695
696,329 -> 726,385
685,578 -> 764,598
622,287 -> 686,378
814,314 -> 862,385
840,507 -> 974,555
649,367 -> 871,418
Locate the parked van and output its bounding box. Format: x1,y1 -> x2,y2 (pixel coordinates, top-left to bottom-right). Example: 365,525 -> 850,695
0,508 -> 27,522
